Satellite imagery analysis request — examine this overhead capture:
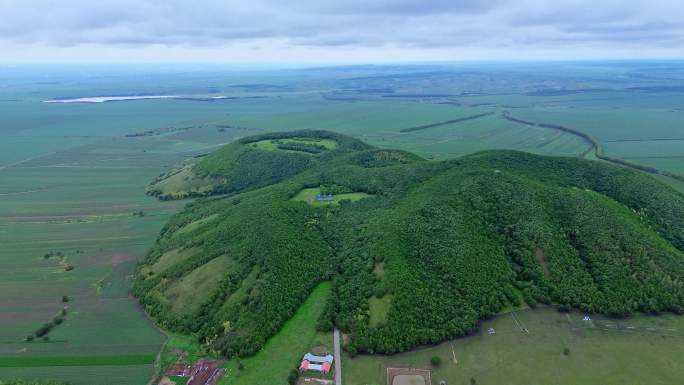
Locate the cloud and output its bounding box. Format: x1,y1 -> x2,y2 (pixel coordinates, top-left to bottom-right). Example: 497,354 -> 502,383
0,0 -> 681,62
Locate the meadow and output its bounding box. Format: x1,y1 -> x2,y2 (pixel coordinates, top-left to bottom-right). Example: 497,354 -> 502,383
343,308 -> 684,385
1,62 -> 683,384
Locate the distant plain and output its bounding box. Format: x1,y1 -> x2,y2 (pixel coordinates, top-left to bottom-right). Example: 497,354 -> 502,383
1,62 -> 683,384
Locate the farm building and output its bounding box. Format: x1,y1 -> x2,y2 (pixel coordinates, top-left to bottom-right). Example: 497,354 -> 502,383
299,352 -> 334,374
316,193 -> 334,201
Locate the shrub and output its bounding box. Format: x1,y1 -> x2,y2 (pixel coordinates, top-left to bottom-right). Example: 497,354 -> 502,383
287,369 -> 299,385
430,356 -> 441,366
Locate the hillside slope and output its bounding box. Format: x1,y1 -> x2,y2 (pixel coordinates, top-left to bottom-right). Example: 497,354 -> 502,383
134,130 -> 684,357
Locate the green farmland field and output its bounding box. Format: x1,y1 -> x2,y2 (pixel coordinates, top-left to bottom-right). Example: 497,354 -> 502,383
2,63 -> 684,384
0,365 -> 154,385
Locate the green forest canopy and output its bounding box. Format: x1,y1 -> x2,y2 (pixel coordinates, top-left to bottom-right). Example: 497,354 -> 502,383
134,130 -> 684,357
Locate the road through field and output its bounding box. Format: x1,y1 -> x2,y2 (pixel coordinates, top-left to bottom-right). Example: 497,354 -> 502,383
334,328 -> 342,385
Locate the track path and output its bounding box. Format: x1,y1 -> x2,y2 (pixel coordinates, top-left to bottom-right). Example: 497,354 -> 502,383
334,328 -> 342,385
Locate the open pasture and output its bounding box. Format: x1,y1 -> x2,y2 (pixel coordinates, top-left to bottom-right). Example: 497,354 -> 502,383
343,308 -> 684,385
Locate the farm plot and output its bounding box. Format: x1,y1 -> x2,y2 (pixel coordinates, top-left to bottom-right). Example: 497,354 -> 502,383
507,92 -> 684,178
0,118 -> 215,384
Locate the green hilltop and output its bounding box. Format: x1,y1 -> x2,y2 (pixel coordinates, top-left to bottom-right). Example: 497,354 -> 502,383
133,130 -> 684,358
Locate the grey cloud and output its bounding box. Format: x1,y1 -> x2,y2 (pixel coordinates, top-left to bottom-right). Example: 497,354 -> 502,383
0,0 -> 682,56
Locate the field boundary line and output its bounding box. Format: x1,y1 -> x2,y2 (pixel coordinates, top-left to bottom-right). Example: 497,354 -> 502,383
502,111 -> 684,183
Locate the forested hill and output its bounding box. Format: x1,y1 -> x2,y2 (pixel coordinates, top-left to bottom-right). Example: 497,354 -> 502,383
133,130 -> 684,357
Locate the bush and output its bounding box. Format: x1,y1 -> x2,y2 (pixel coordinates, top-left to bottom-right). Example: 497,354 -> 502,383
61,296 -> 70,303
430,356 -> 441,366
34,323 -> 53,337
563,348 -> 570,356
287,369 -> 299,385
347,344 -> 358,358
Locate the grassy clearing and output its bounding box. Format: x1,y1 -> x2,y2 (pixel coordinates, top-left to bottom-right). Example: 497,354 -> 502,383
248,137 -> 338,153
292,187 -> 373,207
175,214 -> 220,236
368,294 -> 392,327
163,255 -> 237,314
220,282 -> 332,385
146,164 -> 217,200
344,308 -> 684,385
143,247 -> 199,276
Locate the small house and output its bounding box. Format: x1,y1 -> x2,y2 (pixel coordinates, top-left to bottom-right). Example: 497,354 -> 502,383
299,352 -> 334,374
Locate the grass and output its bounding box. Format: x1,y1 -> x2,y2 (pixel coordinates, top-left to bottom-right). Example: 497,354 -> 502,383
163,255 -> 237,314
146,164 -> 217,200
168,376 -> 189,385
0,365 -> 154,385
143,247 -> 200,276
0,354 -> 155,368
292,187 -> 373,207
175,214 -> 220,236
368,294 -> 392,327
343,308 -> 684,385
220,282 -> 332,385
248,137 -> 338,152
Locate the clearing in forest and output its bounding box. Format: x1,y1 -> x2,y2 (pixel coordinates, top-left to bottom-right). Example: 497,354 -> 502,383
249,137 -> 338,154
292,187 -> 373,207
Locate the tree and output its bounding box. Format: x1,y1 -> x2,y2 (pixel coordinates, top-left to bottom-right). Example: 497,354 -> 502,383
563,347 -> 570,356
287,369 -> 299,385
430,356 -> 441,366
62,296 -> 70,303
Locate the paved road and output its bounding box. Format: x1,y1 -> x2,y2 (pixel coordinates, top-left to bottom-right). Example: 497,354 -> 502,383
334,328 -> 342,385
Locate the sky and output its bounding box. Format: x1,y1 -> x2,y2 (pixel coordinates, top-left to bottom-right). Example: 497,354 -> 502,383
0,0 -> 683,64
